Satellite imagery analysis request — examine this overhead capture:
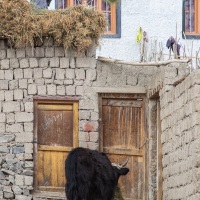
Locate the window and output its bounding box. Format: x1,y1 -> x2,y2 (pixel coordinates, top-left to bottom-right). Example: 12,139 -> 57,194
55,0 -> 120,36
183,0 -> 200,37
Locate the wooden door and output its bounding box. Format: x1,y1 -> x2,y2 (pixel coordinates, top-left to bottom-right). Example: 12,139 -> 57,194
34,98 -> 79,192
100,94 -> 146,200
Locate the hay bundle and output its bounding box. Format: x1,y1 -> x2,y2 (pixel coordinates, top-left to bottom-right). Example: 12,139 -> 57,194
0,0 -> 107,52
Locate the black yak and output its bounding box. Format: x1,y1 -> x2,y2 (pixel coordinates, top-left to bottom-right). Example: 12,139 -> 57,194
65,147 -> 129,200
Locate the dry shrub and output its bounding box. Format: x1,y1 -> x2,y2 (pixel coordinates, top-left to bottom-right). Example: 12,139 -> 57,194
0,0 -> 107,52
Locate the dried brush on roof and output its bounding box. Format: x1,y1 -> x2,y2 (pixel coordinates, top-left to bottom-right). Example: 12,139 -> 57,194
0,0 -> 107,52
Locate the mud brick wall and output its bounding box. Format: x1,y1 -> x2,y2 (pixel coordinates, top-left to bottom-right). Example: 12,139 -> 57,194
158,66 -> 200,200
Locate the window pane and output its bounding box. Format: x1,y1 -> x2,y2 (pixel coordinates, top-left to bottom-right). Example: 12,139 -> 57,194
104,12 -> 111,31
87,0 -> 97,7
102,1 -> 111,11
56,0 -> 68,9
185,12 -> 195,32
185,0 -> 194,11
74,0 -> 82,5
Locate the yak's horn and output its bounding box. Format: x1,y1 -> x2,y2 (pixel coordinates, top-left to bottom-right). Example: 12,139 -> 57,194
112,158 -> 129,169
120,158 -> 129,168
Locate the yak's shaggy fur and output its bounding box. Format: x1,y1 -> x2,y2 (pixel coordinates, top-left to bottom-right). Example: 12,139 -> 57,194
65,147 -> 129,200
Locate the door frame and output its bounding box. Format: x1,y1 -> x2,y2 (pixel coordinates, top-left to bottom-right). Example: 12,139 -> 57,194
33,96 -> 79,192
98,93 -> 148,200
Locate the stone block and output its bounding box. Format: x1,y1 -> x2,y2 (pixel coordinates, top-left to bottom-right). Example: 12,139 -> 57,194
91,111 -> 99,121
0,50 -> 6,59
25,102 -> 33,112
50,57 -> 59,68
5,70 -> 13,80
12,185 -> 22,195
37,85 -> 46,95
3,101 -> 20,112
74,80 -> 83,86
0,39 -> 6,49
14,89 -> 23,100
0,135 -> 15,143
64,79 -> 73,85
60,58 -> 69,68
25,47 -> 35,57
5,91 -> 13,101
7,49 -> 16,58
57,86 -> 65,95
66,69 -> 75,79
43,68 -> 52,78
76,57 -> 96,69
87,142 -> 98,150
0,123 -> 5,133
24,69 -> 33,78
75,69 -> 85,80
35,47 -> 44,58
20,59 -> 29,68
25,161 -> 34,168
12,146 -> 25,154
0,146 -> 9,153
6,113 -> 15,123
0,113 -> 5,122
0,90 -> 4,100
16,49 -> 25,58
38,58 -> 49,68
4,191 -> 14,199
1,59 -> 9,69
15,175 -> 24,186
45,47 -> 54,57
47,84 -> 56,95
14,69 -> 23,79
24,123 -> 33,132
66,85 -> 75,95
6,124 -> 23,133
9,80 -> 18,90
25,176 -> 33,186
15,132 -> 33,143
29,58 -> 38,68
0,70 -> 4,79
24,143 -> 33,154
79,132 -> 90,142
90,132 -> 99,142
79,110 -> 90,120
70,58 -> 75,68
19,79 -> 28,89
76,86 -> 84,96
55,69 -> 65,80
28,84 -> 37,95
33,68 -> 43,78
55,47 -> 64,57
86,69 -> 96,81
15,112 -> 33,122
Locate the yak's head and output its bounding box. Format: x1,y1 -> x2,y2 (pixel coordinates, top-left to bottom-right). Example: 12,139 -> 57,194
112,158 -> 129,181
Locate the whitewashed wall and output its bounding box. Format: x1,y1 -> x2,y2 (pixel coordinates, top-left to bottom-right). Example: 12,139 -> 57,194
37,0 -> 200,62
97,0 -> 200,61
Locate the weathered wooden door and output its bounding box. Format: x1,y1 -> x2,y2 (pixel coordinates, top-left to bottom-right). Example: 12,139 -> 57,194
34,98 -> 79,192
100,94 -> 146,200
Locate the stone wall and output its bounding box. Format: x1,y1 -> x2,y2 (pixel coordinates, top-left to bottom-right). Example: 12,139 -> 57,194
159,71 -> 200,200
0,38 -> 158,199
1,37 -> 199,200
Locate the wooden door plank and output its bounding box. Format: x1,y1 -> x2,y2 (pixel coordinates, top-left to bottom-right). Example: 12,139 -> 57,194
37,104 -> 73,111
38,145 -> 73,152
51,151 -> 58,187
103,147 -> 143,156
73,102 -> 79,148
43,151 -> 52,187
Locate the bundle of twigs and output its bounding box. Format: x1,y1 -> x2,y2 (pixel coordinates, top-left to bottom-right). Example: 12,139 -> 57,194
0,0 -> 107,52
